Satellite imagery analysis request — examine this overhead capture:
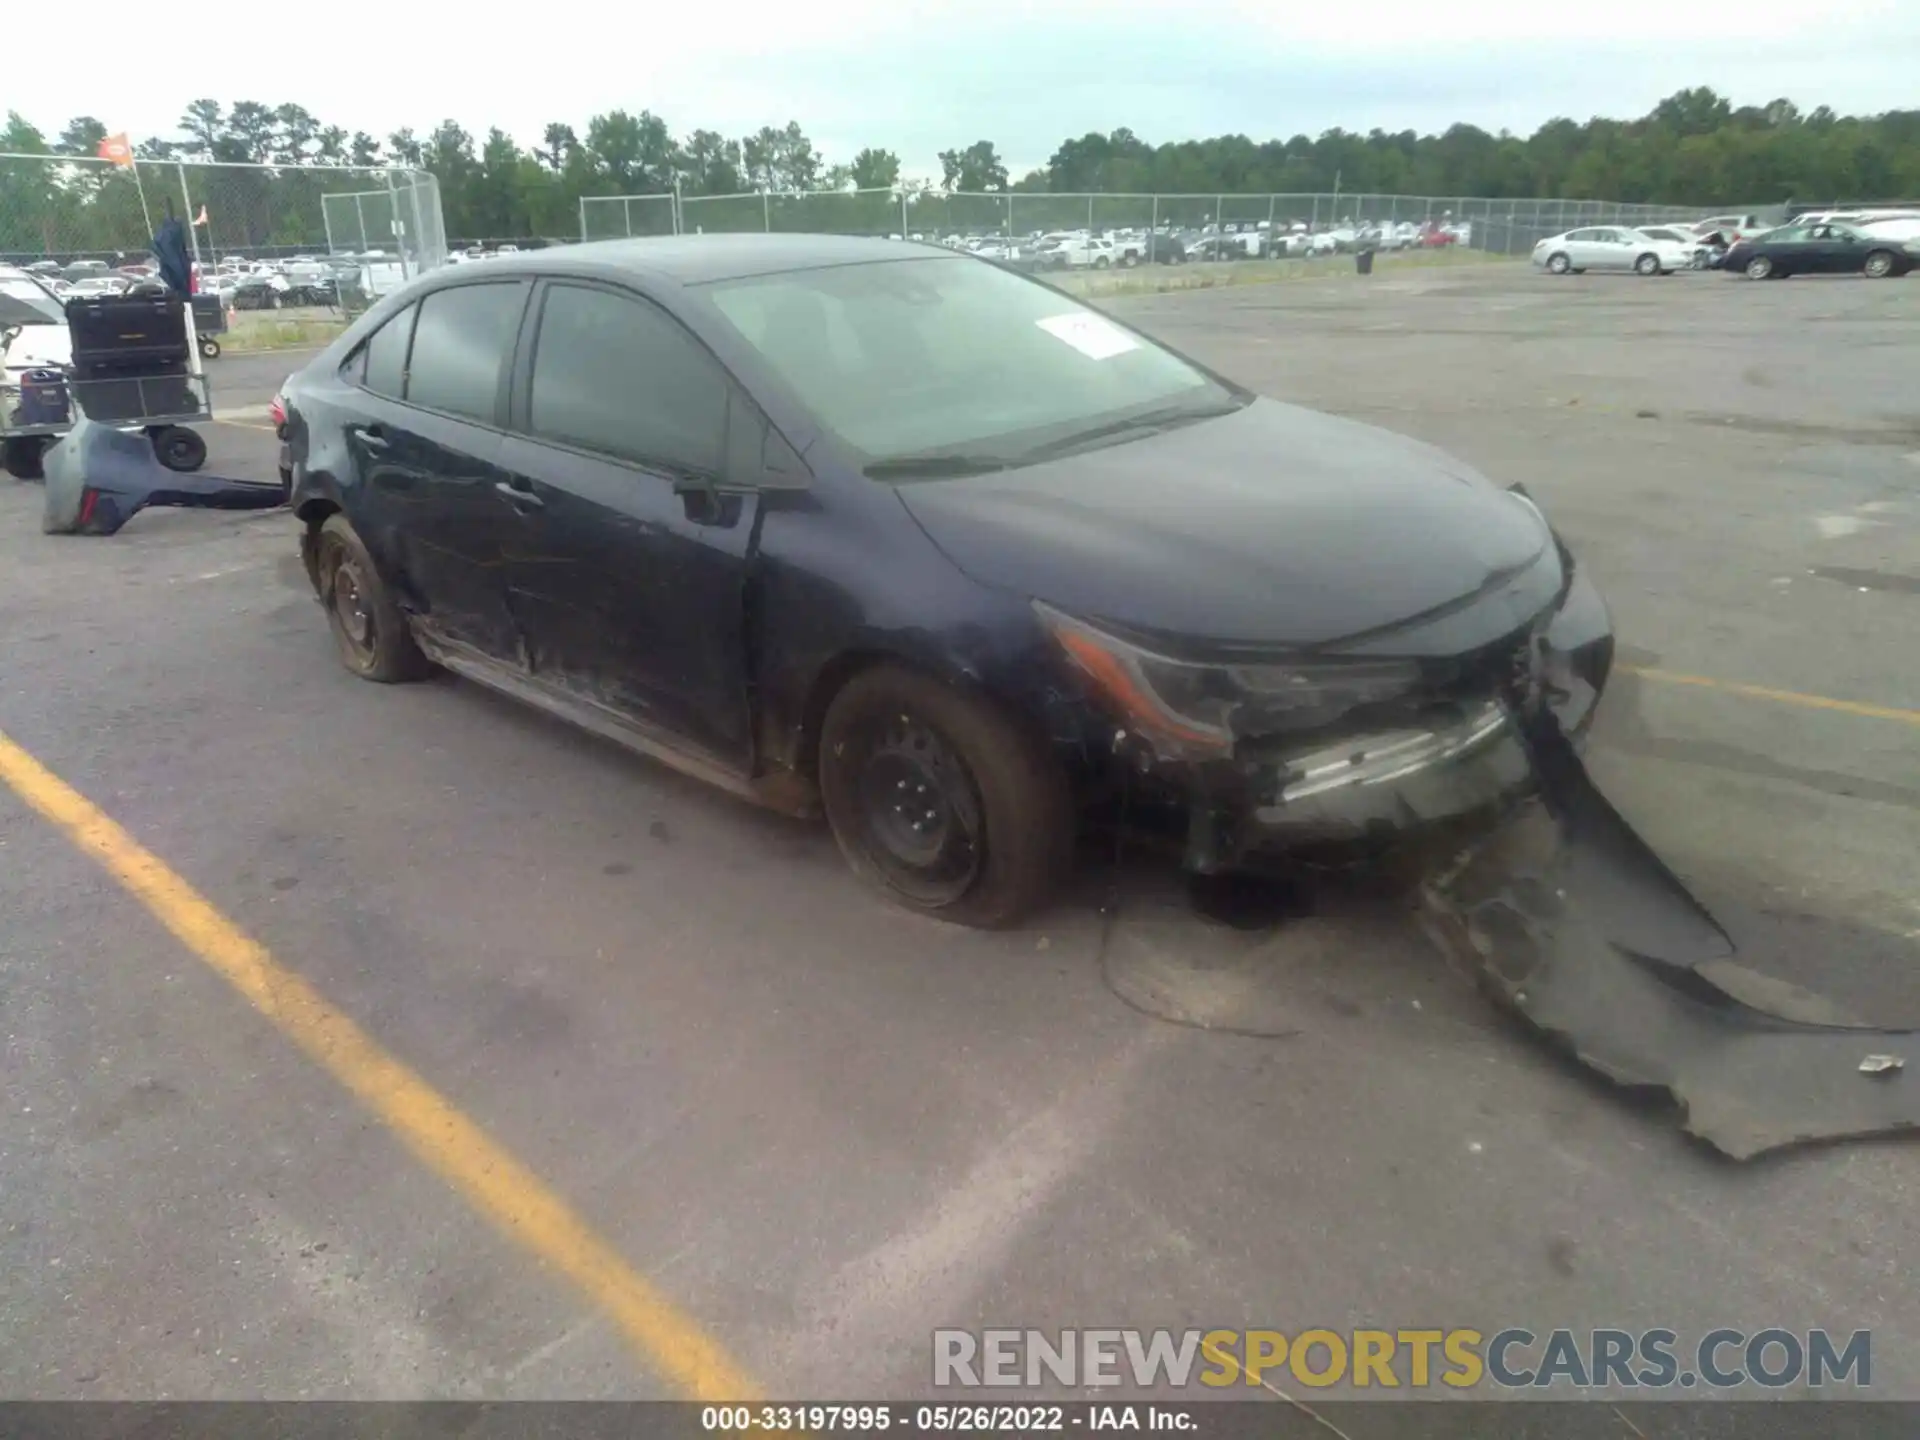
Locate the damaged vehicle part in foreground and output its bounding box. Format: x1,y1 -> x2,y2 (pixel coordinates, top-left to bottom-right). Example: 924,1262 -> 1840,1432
1422,705 -> 1920,1161
281,235 -> 1621,926
41,418 -> 284,536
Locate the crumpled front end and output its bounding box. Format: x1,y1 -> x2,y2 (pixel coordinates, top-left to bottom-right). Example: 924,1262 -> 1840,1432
1044,511 -> 1614,876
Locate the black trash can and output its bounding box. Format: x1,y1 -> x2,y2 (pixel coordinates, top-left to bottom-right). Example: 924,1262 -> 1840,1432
1355,249 -> 1375,275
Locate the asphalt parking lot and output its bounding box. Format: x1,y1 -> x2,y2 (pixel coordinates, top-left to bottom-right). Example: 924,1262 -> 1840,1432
3,264 -> 1918,1407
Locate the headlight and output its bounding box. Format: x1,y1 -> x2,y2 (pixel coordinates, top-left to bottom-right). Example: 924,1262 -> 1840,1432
1033,601 -> 1421,756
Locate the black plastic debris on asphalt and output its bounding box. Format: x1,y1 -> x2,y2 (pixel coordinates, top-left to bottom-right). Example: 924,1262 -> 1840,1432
1422,709 -> 1918,1160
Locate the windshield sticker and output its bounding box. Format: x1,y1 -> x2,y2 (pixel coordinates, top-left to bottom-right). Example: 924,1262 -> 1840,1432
1036,313 -> 1139,360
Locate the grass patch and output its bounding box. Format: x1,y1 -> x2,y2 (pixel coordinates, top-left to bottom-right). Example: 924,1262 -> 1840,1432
1055,246 -> 1512,299
219,308 -> 350,354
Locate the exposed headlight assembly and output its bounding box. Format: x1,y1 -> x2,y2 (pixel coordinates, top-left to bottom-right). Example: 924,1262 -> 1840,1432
1034,601 -> 1420,758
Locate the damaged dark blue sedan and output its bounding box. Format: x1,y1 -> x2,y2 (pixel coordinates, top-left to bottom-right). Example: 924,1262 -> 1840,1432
281,234 -> 1613,927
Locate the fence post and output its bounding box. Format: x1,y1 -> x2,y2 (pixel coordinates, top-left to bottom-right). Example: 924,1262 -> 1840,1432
622,197 -> 633,239
386,170 -> 411,281
1151,194 -> 1159,236
763,191 -> 771,233
354,195 -> 368,256
175,163 -> 201,267
901,190 -> 909,237
578,197 -> 587,242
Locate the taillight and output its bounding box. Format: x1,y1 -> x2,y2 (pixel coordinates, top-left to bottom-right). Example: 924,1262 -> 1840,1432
269,394 -> 286,429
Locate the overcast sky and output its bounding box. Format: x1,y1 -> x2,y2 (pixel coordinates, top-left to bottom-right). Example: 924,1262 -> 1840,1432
7,0 -> 1916,177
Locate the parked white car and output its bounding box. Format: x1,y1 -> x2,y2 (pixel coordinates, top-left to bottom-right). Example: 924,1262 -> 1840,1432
1532,226 -> 1692,276
1860,216 -> 1920,244
1034,235 -> 1117,269
1631,226 -> 1713,268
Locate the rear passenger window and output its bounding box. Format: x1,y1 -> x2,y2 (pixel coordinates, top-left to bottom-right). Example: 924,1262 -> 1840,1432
357,304 -> 414,398
528,283 -> 729,477
404,282 -> 526,424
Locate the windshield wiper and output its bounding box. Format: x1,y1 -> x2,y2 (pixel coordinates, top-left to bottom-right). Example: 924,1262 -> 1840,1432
864,453 -> 1009,479
1023,399 -> 1244,462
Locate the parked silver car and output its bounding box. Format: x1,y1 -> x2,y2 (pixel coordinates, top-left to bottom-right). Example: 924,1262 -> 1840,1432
1532,226 -> 1693,276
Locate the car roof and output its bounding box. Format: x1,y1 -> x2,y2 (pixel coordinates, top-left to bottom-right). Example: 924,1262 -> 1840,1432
463,233 -> 950,287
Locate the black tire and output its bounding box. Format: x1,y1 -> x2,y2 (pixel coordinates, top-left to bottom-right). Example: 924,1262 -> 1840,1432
818,665 -> 1074,928
3,435 -> 49,480
1745,255 -> 1773,280
1635,252 -> 1660,276
311,513 -> 431,683
1863,249 -> 1898,279
1546,252 -> 1570,274
151,425 -> 207,473
199,337 -> 221,360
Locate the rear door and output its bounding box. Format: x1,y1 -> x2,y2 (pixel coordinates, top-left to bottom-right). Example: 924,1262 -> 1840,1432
493,278 -> 792,769
363,278 -> 531,661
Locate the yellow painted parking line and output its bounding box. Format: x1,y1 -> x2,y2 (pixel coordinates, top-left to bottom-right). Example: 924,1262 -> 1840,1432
0,727 -> 761,1402
1624,665 -> 1920,728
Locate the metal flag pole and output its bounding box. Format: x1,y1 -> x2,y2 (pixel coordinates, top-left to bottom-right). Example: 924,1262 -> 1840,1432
129,158 -> 155,238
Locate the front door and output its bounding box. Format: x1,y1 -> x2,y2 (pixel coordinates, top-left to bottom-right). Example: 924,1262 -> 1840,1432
494,279 -> 762,770
1806,224 -> 1857,273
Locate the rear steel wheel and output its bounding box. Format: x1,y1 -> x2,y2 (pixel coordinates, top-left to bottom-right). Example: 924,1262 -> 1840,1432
313,514 -> 431,683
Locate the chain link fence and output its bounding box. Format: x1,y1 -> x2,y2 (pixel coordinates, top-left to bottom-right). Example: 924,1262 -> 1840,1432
575,186 -> 1729,254
1,154 -> 448,276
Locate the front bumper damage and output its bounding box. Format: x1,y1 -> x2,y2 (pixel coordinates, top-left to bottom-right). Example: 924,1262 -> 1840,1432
1103,561 -> 1919,1158
1153,566 -> 1615,874
1420,708 -> 1920,1160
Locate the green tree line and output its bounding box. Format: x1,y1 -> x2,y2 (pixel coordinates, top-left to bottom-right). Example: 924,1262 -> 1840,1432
4,88 -> 1917,255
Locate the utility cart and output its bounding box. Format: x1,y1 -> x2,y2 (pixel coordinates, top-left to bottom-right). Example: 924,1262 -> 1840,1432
2,289 -> 213,478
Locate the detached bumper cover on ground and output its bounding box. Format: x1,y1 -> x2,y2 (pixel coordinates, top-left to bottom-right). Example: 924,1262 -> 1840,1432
1422,709 -> 1920,1160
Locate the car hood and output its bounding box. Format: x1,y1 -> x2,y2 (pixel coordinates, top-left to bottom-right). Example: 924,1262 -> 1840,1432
896,397 -> 1555,651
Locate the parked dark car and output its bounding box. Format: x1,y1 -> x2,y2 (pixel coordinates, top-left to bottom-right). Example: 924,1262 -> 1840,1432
281,235 -> 1615,926
1142,233 -> 1188,265
1188,236 -> 1245,263
1724,221 -> 1917,280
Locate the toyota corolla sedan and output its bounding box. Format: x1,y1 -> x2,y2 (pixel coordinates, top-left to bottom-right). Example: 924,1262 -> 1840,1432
280,235 -> 1614,927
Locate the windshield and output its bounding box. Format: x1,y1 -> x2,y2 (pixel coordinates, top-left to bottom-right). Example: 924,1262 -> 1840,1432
1,275 -> 66,325
703,255 -> 1238,473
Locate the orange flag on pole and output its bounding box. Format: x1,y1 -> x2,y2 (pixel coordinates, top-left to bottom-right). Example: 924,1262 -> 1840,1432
96,133 -> 134,167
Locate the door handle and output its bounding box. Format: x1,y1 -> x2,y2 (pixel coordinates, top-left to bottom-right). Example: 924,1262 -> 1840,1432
495,480 -> 544,511
358,424 -> 390,452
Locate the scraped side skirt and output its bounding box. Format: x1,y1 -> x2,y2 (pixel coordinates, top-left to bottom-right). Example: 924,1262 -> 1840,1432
414,630 -> 820,819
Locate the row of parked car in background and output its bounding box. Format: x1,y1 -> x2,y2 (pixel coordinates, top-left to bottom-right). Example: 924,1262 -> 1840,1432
919,217 -> 1471,270
1531,208 -> 1920,280
15,250 -> 401,310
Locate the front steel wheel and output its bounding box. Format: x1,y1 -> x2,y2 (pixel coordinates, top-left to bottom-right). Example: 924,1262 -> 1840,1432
819,666 -> 1074,928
